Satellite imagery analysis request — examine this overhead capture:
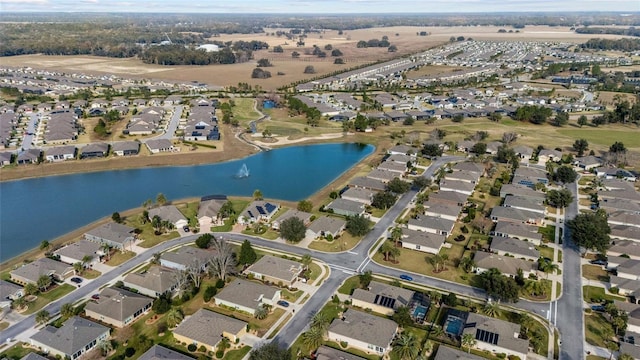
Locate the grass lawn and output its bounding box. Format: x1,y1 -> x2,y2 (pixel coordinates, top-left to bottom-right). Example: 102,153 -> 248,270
223,346 -> 251,360
231,98 -> 261,123
538,225 -> 556,243
282,289 -> 304,302
0,343 -> 34,360
307,262 -> 322,282
0,322 -> 8,331
338,276 -> 361,295
537,245 -> 555,261
369,207 -> 387,218
241,227 -> 280,240
583,285 -> 626,303
105,250 -> 136,266
585,313 -> 616,348
24,283 -> 75,314
558,250 -> 563,263
582,265 -> 610,282
207,304 -> 285,337
289,302 -> 346,358
520,279 -> 552,302
211,219 -> 234,232
308,232 -> 362,252
81,268 -> 101,279
557,128 -> 640,149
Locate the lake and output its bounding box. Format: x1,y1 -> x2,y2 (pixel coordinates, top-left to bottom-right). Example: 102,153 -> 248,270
0,143 -> 374,261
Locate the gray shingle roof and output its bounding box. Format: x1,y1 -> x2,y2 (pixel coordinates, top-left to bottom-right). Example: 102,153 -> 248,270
149,205 -> 187,225
433,345 -> 486,360
138,345 -> 195,360
351,281 -> 414,309
85,287 -> 153,323
503,195 -> 545,212
401,228 -> 445,250
214,279 -> 279,310
349,177 -> 387,191
172,309 -> 247,349
123,266 -> 177,295
462,312 -> 529,354
490,206 -> 541,223
160,246 -> 216,269
20,353 -> 50,360
274,209 -> 313,224
423,201 -> 462,218
53,239 -> 102,263
245,255 -> 303,283
197,198 -> 226,219
10,258 -> 73,284
315,345 -> 367,360
429,191 -> 468,205
341,188 -> 375,203
474,252 -> 537,276
85,223 -> 135,245
112,141 -> 140,153
328,309 -> 397,349
408,215 -> 455,233
490,237 -> 540,259
308,216 -> 347,235
327,198 -> 365,214
0,280 -> 23,299
494,221 -> 542,242
30,317 -> 109,357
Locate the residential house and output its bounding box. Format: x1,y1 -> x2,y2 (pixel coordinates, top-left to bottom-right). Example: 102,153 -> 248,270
537,149 -> 562,164
407,216 -> 455,236
609,276 -> 640,302
0,152 -> 13,166
351,281 -> 415,315
341,187 -> 375,205
54,239 -> 102,266
485,141 -> 503,155
512,166 -> 548,188
164,95 -> 183,105
112,141 -> 140,156
367,169 -> 398,182
327,309 -> 398,356
326,198 -> 366,217
85,287 -> 153,328
620,340 -> 640,360
429,191 -> 468,207
29,316 -> 110,360
617,259 -> 640,281
597,168 -> 638,182
237,201 -> 280,225
500,184 -> 546,203
213,279 -> 280,315
433,345 -> 486,360
173,309 -> 247,352
445,171 -> 480,184
599,198 -> 640,214
183,120 -> 220,141
271,209 -> 313,230
10,258 -> 74,285
17,149 -> 41,165
490,237 -> 540,261
386,153 -> 413,165
84,223 -> 136,251
315,346 -> 366,360
306,216 -> 347,239
608,211 -> 640,229
45,146 -> 76,162
244,255 -> 304,287
122,266 -> 178,298
503,195 -> 545,214
148,205 -> 188,229
377,161 -> 407,174
473,252 -> 538,278
197,196 -> 228,228
400,228 -> 445,254
126,113 -> 161,135
0,280 -> 24,301
574,155 -> 602,170
493,221 -> 543,245
423,201 -> 461,221
349,177 -> 387,192
613,301 -> 640,334
611,225 -> 640,242
20,353 -> 49,360
146,139 -> 176,153
387,145 -> 418,157
513,145 -> 534,163
490,206 -> 543,226
138,345 -> 195,360
160,246 -> 216,272
457,140 -> 477,153
461,312 -> 529,360
80,143 -> 109,159
439,179 -> 476,196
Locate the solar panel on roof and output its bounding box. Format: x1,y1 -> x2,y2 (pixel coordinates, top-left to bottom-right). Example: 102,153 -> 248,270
256,206 -> 266,215
265,203 -> 277,213
476,329 -> 499,345
247,210 -> 254,218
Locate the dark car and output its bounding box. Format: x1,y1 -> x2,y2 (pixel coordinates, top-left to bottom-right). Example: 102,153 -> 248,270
399,274 -> 414,281
590,259 -> 607,266
277,300 -> 289,308
591,305 -> 605,312
182,226 -> 190,232
91,294 -> 100,300
70,277 -> 83,284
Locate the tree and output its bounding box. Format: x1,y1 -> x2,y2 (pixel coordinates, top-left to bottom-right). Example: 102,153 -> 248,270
251,68 -> 271,79
555,166 -> 578,183
471,142 -> 487,154
479,268 -> 520,303
36,310 -> 50,325
165,307 -> 184,328
208,237 -> 237,281
331,49 -> 343,57
619,354 -> 635,360
238,239 -> 257,265
577,114 -> 588,127
272,45 -> 283,53
502,132 -> 518,144
195,233 -> 213,249
459,256 -> 475,273
452,114 -> 464,123
203,286 -> 217,302
346,214 -> 370,236
483,300 -> 501,317
60,303 -> 74,319
291,51 -> 300,58
301,325 -> 324,351
303,65 -> 316,74
297,200 -> 313,212
152,294 -> 172,314
280,217 -> 307,243
546,188 -> 574,208
310,312 -> 331,335
412,177 -> 431,190
379,241 -> 396,262
387,178 -> 411,194
249,342 -> 291,360
98,339 -> 113,357
421,143 -> 443,157
573,139 -> 589,156
552,112 -> 569,127
462,333 -> 477,353
390,226 -> 403,247
112,212 -> 122,223
40,240 -> 50,251
359,270 -> 373,288
334,58 -> 345,64
391,332 -> 419,360
567,212 -> 611,254
428,254 -> 447,272
256,58 -> 272,67
37,275 -> 52,292
24,283 -> 38,296
156,193 -> 167,206
253,189 -> 263,200
372,191 -> 397,210
73,262 -> 84,275
392,306 -> 413,328
489,112 -> 502,122
254,305 -> 269,320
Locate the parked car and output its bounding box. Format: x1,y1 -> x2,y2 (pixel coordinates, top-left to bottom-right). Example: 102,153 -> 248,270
70,277 -> 83,284
591,305 -> 605,312
91,294 -> 100,300
399,274 -> 414,281
277,300 -> 289,308
590,259 -> 607,266
182,226 -> 190,232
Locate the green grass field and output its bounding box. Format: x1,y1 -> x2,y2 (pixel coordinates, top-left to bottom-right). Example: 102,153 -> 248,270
558,128 -> 640,148
25,283 -> 75,314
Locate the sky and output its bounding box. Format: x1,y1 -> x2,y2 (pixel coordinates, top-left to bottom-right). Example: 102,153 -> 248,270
0,0 -> 638,13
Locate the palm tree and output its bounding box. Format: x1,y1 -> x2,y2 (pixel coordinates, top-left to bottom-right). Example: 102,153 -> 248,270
619,354 -> 634,360
391,332 -> 419,360
165,307 -> 184,328
24,283 -> 38,296
482,300 -> 500,318
101,243 -> 111,261
12,297 -> 26,311
36,310 -> 50,325
73,262 -> 84,275
217,337 -> 231,354
253,189 -> 263,201
539,260 -> 559,279
301,254 -> 312,269
389,245 -> 401,263
390,226 -> 403,247
524,280 -> 546,297
422,340 -> 434,355
430,325 -> 445,339
461,333 -> 477,353
310,312 -> 330,335
82,255 -> 93,268
301,326 -> 324,352
60,303 -> 74,319
459,256 -> 475,273
39,240 -> 50,252
98,339 -> 113,357
379,241 -> 395,262
37,275 -> 52,293
412,203 -> 425,219
254,305 -> 269,320
429,291 -> 442,306
429,254 -> 448,272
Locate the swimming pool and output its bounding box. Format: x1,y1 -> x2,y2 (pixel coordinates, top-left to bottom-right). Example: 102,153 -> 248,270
413,305 -> 428,320
444,316 -> 465,336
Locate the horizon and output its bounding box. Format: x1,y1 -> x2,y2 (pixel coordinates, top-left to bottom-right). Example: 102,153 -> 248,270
1,0 -> 638,14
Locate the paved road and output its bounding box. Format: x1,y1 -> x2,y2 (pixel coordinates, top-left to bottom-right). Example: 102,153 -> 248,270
20,113 -> 39,151
144,105 -> 182,142
557,181 -> 584,360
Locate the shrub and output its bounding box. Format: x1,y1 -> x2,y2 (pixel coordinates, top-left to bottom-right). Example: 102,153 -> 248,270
340,341 -> 348,348
125,347 -> 136,358
188,344 -> 197,352
157,322 -> 167,334
497,353 -> 506,359
461,226 -> 469,234
203,286 -> 217,302
216,279 -> 225,288
216,350 -> 224,358
199,346 -> 207,352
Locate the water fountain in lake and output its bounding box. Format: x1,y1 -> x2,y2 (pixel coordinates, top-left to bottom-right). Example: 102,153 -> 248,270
236,163 -> 250,178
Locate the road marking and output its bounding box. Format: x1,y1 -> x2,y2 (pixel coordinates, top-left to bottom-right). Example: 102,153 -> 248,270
347,251 -> 358,255
328,263 -> 357,274
357,258 -> 372,273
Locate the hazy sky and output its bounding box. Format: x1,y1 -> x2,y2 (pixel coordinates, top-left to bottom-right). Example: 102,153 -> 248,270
1,0 -> 638,13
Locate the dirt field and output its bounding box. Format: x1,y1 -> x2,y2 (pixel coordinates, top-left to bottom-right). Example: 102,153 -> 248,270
1,25 -> 632,91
